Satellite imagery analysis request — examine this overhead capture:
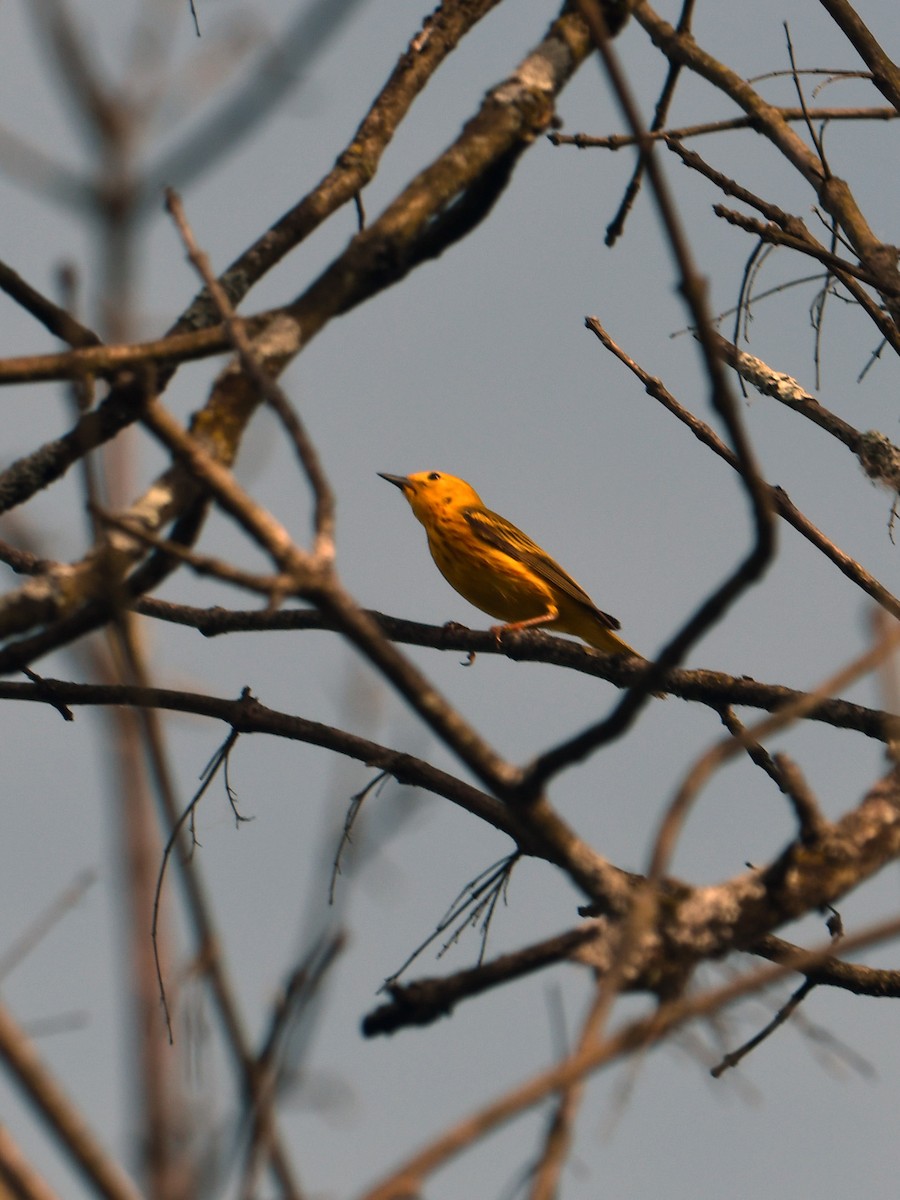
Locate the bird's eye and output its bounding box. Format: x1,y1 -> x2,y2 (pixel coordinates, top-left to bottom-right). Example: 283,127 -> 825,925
428,471 -> 441,481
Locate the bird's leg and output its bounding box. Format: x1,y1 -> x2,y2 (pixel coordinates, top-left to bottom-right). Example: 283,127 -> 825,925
489,605 -> 558,644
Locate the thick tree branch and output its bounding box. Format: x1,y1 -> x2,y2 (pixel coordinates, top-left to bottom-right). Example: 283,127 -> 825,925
817,0 -> 900,113
359,914 -> 900,1199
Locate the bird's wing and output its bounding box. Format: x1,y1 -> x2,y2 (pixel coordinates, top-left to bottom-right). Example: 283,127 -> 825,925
463,507 -> 621,631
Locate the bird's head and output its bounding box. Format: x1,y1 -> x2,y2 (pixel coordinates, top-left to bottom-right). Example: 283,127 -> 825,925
378,470 -> 483,524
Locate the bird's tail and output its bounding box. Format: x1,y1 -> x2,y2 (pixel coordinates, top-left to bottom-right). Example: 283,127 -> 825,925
582,622 -> 639,656
579,613 -> 666,696
567,605 -> 638,656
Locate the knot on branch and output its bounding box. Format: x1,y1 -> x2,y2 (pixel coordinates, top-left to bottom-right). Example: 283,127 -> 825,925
858,430 -> 900,493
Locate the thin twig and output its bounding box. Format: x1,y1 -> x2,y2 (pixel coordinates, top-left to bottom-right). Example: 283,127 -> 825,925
582,317 -> 900,621
0,871 -> 96,981
548,105 -> 897,149
711,978 -> 817,1076
605,0 -> 696,245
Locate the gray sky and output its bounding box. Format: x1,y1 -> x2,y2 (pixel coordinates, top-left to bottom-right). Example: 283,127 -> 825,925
1,1 -> 899,1197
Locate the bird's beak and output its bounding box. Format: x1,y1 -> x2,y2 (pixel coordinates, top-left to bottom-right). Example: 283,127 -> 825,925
378,472 -> 410,491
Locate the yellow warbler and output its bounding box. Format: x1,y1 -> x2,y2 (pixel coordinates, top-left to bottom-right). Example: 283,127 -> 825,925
378,470 -> 637,655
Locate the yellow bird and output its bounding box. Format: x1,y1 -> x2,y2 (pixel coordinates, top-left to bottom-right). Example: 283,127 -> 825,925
378,470 -> 638,655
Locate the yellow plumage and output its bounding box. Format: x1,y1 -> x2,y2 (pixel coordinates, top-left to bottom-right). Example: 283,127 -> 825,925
378,470 -> 637,656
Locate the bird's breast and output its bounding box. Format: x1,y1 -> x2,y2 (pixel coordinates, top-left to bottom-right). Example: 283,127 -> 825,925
424,515 -> 553,622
